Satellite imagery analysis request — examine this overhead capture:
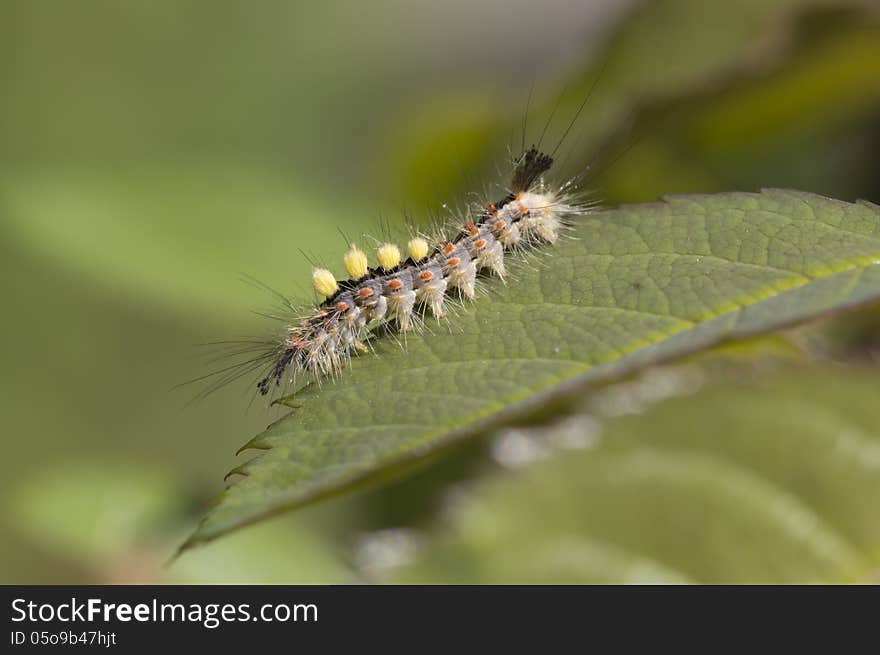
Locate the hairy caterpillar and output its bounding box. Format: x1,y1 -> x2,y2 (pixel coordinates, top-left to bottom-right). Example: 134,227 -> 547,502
188,79 -> 606,406
242,146 -> 589,399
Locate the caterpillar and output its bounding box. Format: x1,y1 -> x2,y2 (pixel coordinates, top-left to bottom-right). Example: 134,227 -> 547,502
245,145 -> 590,399
185,78 -> 608,406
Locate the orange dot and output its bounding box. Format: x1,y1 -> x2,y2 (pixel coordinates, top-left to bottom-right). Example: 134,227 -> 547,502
518,203 -> 528,214
487,203 -> 496,212
474,239 -> 486,250
494,220 -> 506,230
446,257 -> 460,268
419,270 -> 434,281
357,287 -> 374,299
387,278 -> 403,291
443,243 -> 455,255
335,301 -> 349,312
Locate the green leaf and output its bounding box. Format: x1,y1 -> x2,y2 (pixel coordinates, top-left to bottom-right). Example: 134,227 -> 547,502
182,189 -> 880,550
387,366 -> 880,583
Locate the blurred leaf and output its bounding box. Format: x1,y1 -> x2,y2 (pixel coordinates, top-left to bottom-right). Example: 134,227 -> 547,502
519,0 -> 876,166
389,366 -> 880,583
378,94 -> 499,207
0,162 -> 363,321
182,189 -> 880,549
598,13 -> 880,203
169,517 -> 351,584
4,459 -> 351,584
812,303 -> 880,360
692,17 -> 880,150
5,461 -> 181,565
380,1 -> 879,205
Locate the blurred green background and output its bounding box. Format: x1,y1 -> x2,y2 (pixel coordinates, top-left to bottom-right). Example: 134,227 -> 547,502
2,0 -> 879,584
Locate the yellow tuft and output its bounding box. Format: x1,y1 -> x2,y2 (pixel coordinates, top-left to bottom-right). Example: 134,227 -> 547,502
407,237 -> 429,262
343,244 -> 369,279
312,268 -> 338,298
376,242 -> 401,270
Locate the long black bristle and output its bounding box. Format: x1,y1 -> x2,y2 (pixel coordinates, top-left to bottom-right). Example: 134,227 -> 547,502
511,147 -> 554,193
487,147 -> 554,213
